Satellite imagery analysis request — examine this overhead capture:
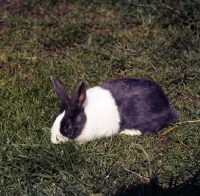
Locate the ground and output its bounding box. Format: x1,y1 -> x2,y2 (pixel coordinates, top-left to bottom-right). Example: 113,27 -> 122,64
0,0 -> 200,195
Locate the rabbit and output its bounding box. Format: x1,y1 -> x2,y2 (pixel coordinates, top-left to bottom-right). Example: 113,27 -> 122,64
50,76 -> 178,144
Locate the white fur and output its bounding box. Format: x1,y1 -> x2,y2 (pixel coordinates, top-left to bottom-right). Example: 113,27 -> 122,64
119,129 -> 142,136
75,87 -> 121,142
51,111 -> 68,144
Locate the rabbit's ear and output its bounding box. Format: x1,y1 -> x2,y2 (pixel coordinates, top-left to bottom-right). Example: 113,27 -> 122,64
50,76 -> 69,104
71,82 -> 86,107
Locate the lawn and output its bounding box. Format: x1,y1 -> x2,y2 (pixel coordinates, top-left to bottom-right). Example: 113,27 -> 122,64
0,0 -> 200,195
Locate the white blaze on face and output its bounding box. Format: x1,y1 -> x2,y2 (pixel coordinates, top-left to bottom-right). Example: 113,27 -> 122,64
51,110 -> 68,144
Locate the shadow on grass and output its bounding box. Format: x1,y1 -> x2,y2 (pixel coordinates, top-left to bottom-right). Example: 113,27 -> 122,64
114,169 -> 200,196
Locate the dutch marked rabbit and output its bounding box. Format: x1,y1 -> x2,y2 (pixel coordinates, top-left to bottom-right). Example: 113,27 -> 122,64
50,76 -> 178,144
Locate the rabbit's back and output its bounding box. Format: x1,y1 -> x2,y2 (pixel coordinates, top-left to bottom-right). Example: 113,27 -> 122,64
101,78 -> 178,134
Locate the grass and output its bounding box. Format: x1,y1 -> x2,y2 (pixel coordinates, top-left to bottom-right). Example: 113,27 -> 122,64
0,0 -> 200,195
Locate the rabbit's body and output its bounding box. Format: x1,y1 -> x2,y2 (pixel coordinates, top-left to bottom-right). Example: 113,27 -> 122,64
50,77 -> 178,144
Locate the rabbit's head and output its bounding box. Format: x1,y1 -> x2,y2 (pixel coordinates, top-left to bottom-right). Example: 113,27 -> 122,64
50,76 -> 86,144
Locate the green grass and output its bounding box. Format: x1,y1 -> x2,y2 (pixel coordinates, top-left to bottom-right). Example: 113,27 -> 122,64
0,0 -> 200,195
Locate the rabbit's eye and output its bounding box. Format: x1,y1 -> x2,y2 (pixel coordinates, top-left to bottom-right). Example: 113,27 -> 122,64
64,125 -> 71,131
